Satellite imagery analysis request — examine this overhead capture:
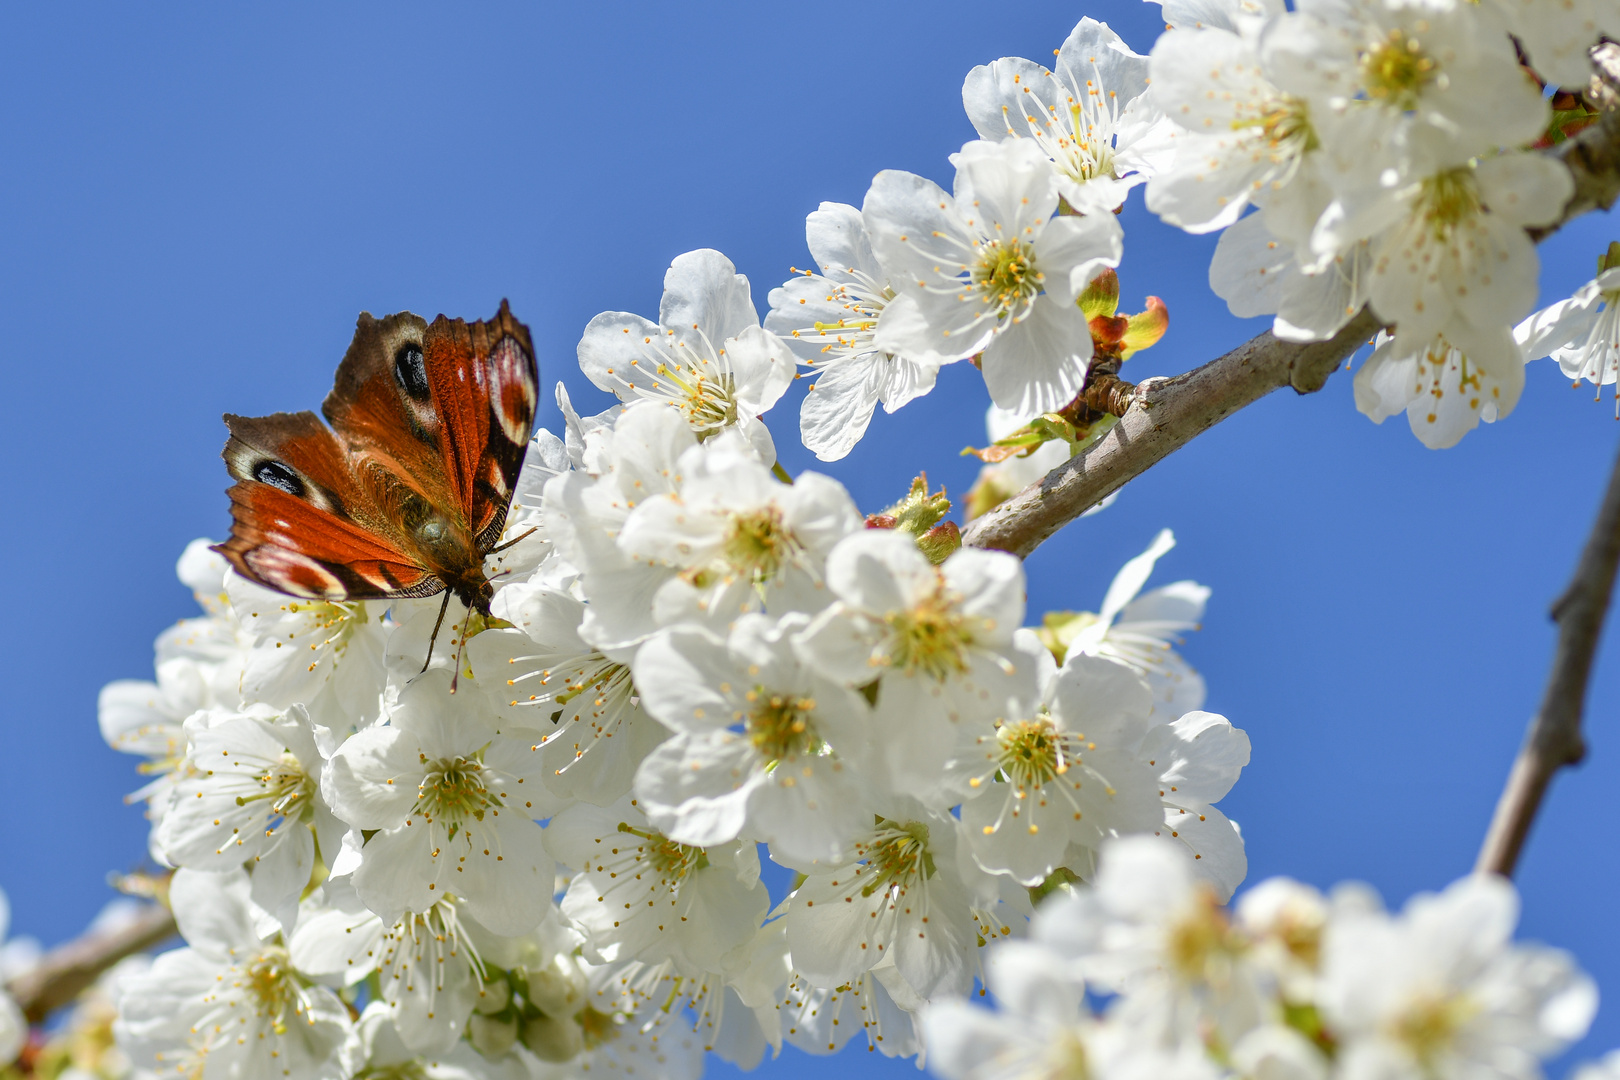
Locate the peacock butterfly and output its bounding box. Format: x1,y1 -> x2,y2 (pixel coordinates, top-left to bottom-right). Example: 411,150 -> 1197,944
214,301 -> 539,654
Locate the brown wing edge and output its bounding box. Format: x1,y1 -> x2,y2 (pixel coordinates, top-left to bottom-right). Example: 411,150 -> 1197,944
322,310 -> 433,436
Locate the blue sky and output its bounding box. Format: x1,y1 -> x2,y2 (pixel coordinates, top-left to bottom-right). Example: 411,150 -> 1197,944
1,2 -> 1616,1076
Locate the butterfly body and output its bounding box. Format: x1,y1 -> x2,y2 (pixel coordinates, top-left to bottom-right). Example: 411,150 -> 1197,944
215,301 -> 538,618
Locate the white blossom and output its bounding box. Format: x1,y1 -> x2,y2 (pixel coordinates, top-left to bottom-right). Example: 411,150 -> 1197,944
339,1004 -> 495,1080
1035,837 -> 1264,1045
923,940 -> 1220,1080
1267,0 -> 1549,181
610,429 -> 862,632
795,530 -> 1037,802
227,575 -> 391,746
630,613 -> 878,865
1210,212 -> 1373,343
1141,711 -> 1251,900
955,648 -> 1164,887
576,248 -> 796,462
1354,326 -> 1524,448
545,795 -> 769,976
963,18 -> 1170,215
765,202 -> 939,461
781,962 -> 922,1059
115,870 -> 352,1080
1319,875 -> 1597,1080
1517,265 -> 1620,414
1046,529 -> 1210,718
865,138 -> 1123,416
468,582 -> 663,807
1327,150 -> 1571,350
290,880 -> 490,1057
1488,0 -> 1619,86
1145,12 -> 1325,236
155,703 -> 343,934
784,798 -> 999,999
324,671 -> 557,935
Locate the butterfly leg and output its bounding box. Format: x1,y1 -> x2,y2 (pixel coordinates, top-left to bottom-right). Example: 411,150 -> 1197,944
449,605 -> 474,694
422,590 -> 453,673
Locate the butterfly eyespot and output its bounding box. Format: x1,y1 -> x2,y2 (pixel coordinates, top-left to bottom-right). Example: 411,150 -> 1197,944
393,343 -> 430,401
251,460 -> 304,497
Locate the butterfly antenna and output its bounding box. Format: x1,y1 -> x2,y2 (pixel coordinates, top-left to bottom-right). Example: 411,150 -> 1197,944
449,607 -> 474,694
422,591 -> 453,674
489,526 -> 539,555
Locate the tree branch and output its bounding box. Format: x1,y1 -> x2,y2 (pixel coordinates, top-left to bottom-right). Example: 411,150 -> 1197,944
6,904 -> 176,1024
961,308 -> 1383,556
1475,440 -> 1620,877
962,100 -> 1620,560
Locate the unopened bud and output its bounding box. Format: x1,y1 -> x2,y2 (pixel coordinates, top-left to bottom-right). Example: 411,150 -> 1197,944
522,961 -> 582,1017
1034,610 -> 1101,665
874,474 -> 951,536
468,1013 -> 519,1058
522,1012 -> 585,1063
473,977 -> 511,1015
916,520 -> 962,564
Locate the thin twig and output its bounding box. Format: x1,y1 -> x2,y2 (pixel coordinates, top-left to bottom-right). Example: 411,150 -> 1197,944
1476,440 -> 1620,877
6,904 -> 176,1023
962,102 -> 1620,560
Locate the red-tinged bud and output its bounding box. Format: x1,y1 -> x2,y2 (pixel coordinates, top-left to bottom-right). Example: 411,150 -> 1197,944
865,513 -> 898,529
1121,297 -> 1169,359
917,520 -> 962,564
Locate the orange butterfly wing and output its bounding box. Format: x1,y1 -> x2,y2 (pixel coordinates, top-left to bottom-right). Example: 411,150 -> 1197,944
214,302 -> 539,608
215,411 -> 441,600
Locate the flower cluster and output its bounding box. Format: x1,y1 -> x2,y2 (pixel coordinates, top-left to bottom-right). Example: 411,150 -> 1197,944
96,247 -> 1243,1080
1145,0 -> 1597,447
52,5 -> 1619,1080
928,838 -> 1598,1080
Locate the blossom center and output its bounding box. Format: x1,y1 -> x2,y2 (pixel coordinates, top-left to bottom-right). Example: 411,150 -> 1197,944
1044,1029 -> 1092,1080
884,587 -> 974,680
1247,95 -> 1319,154
389,900 -> 484,985
1418,168 -> 1481,235
1391,991 -> 1476,1066
974,238 -> 1041,315
1166,889 -> 1242,980
243,946 -> 298,1034
616,822 -> 708,881
660,363 -> 739,438
414,755 -> 500,826
281,600 -> 367,655
1047,104 -> 1117,185
1360,29 -> 1436,110
243,751 -> 314,822
747,689 -> 818,760
552,659 -> 631,708
721,506 -> 799,583
996,718 -> 1072,789
856,820 -> 936,895
576,1005 -> 621,1051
